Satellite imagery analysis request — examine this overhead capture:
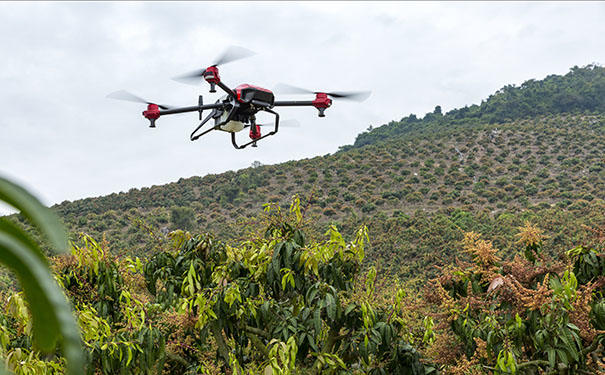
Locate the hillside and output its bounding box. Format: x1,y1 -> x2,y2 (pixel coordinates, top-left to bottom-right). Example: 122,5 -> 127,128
349,63 -> 605,149
46,64 -> 605,277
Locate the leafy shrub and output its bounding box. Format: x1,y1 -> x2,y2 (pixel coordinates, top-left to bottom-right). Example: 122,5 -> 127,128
424,222 -> 605,374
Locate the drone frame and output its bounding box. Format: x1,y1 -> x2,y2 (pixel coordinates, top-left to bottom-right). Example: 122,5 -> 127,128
142,66 -> 332,149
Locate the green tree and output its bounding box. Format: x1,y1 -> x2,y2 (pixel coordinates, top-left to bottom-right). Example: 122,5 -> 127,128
170,206 -> 195,231
144,198 -> 430,374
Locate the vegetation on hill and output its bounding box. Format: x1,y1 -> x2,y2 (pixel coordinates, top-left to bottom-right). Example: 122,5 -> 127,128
48,110 -> 604,278
350,64 -> 605,148
2,195 -> 604,374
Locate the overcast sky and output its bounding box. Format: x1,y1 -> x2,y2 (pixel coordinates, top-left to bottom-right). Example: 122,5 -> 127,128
1,1 -> 604,214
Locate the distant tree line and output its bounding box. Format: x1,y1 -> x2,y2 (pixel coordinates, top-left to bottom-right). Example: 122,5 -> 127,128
350,64 -> 605,149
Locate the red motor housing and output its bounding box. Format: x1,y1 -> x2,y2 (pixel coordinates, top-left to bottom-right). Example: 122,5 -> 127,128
312,93 -> 332,109
312,93 -> 332,117
249,124 -> 261,140
142,104 -> 161,120
203,66 -> 221,84
142,103 -> 161,127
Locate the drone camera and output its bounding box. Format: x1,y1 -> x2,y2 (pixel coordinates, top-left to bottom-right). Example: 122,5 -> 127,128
142,103 -> 161,127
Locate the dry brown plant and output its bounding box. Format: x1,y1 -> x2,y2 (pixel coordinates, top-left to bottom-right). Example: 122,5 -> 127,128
462,231 -> 501,282
585,340 -> 605,374
158,310 -> 198,358
489,274 -> 553,318
424,280 -> 458,324
423,331 -> 465,367
500,253 -> 564,287
472,337 -> 489,363
516,221 -> 547,247
571,276 -> 605,342
510,274 -> 553,313
444,353 -> 485,375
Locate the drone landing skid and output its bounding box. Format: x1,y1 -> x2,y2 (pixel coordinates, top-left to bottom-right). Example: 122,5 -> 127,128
231,128 -> 275,149
191,107 -> 280,150
190,110 -> 220,141
231,108 -> 279,149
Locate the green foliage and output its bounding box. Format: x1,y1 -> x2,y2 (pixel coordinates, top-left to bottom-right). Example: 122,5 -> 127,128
58,235 -> 165,374
61,235 -> 125,321
425,224 -> 605,374
0,197 -> 436,373
2,193 -> 603,374
567,245 -> 605,285
170,206 -> 196,231
0,176 -> 84,374
144,229 -> 221,309
143,198 -> 429,373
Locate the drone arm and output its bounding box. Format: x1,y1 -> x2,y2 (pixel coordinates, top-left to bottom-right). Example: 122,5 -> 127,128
159,103 -> 225,116
145,102 -> 226,128
273,100 -> 315,107
216,81 -> 236,98
273,98 -> 331,117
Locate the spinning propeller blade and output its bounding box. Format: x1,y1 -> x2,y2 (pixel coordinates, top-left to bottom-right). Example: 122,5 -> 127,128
273,83 -> 314,95
274,83 -> 371,102
321,91 -> 371,102
172,69 -> 207,85
106,90 -> 173,110
172,69 -> 206,85
212,45 -> 256,67
172,45 -> 256,85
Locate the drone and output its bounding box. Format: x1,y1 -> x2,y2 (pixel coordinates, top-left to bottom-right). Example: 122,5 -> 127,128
107,46 -> 371,149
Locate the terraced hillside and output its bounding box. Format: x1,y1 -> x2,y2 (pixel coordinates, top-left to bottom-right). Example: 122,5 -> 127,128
47,65 -> 605,277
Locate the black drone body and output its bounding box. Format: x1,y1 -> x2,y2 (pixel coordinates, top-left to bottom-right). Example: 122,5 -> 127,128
108,46 -> 370,149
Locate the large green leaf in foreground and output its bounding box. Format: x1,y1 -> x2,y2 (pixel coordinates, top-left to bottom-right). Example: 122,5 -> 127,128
0,176 -> 84,374
0,178 -> 68,252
